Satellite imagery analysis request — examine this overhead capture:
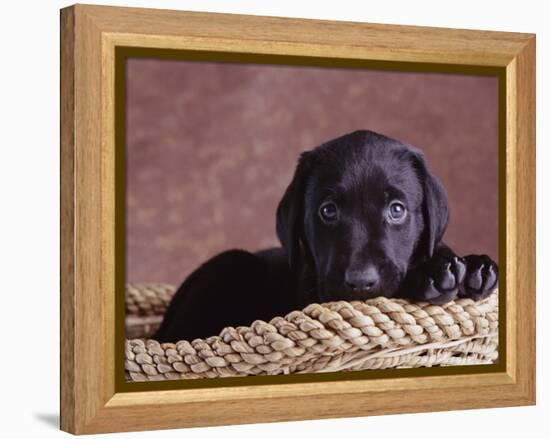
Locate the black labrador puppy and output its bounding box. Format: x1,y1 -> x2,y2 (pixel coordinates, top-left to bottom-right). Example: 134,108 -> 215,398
154,130 -> 498,342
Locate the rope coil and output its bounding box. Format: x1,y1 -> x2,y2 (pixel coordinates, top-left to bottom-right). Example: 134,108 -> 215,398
125,284 -> 499,381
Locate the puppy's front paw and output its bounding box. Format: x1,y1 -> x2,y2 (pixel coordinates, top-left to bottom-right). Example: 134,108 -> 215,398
460,254 -> 498,301
409,255 -> 466,304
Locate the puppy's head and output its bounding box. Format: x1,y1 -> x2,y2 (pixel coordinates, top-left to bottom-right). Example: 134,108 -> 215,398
276,130 -> 448,302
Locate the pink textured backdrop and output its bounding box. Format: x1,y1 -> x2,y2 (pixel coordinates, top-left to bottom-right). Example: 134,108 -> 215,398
126,58 -> 499,285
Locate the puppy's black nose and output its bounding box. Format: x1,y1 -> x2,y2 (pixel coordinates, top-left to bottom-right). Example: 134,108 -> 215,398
345,266 -> 380,292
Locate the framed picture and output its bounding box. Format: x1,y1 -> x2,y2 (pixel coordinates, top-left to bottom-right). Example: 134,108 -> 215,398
60,4 -> 536,434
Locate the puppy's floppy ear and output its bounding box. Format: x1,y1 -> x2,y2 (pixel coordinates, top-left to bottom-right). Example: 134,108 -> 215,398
410,149 -> 449,258
276,151 -> 313,270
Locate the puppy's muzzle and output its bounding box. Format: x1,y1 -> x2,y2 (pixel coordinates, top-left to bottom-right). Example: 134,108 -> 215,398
344,265 -> 380,293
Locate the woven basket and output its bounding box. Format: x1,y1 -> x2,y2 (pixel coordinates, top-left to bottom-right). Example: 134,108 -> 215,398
125,283 -> 499,381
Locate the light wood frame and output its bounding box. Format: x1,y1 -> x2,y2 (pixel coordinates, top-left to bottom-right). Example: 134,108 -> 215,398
60,4 -> 536,434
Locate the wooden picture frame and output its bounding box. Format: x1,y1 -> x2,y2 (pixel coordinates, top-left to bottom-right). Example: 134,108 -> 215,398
60,4 -> 536,434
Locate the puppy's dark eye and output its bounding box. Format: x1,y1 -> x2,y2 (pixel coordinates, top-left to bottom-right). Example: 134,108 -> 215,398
319,202 -> 339,223
388,201 -> 407,223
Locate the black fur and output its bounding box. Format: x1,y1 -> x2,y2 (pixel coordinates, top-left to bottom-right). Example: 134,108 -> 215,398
154,130 -> 498,342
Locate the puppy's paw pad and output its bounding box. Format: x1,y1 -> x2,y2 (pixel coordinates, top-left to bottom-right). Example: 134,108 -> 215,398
433,256 -> 466,290
420,280 -> 459,304
414,256 -> 466,304
461,254 -> 498,301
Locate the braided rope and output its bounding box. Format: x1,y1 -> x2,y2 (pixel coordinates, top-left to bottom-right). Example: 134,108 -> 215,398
126,283 -> 174,316
125,284 -> 499,381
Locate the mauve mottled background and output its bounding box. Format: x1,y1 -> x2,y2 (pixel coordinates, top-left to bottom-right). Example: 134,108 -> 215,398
126,58 -> 499,285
